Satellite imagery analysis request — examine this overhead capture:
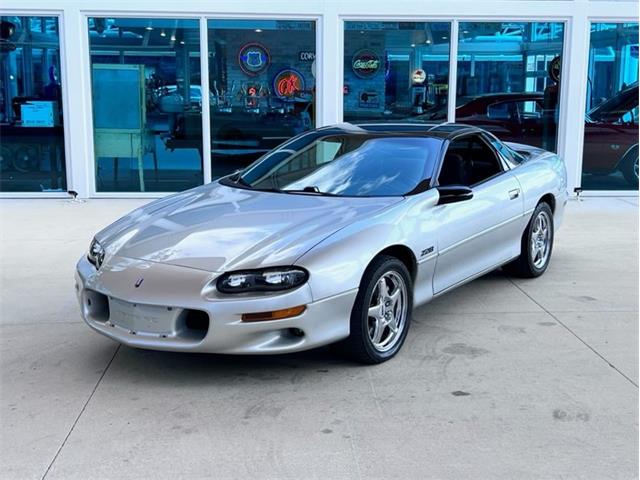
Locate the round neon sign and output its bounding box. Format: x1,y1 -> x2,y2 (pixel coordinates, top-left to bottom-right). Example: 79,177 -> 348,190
272,68 -> 306,99
352,49 -> 381,79
238,42 -> 270,76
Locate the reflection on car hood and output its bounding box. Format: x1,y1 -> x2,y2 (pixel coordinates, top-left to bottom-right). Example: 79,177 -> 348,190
96,182 -> 402,272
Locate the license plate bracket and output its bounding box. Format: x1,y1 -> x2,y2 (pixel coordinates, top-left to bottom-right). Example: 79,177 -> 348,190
109,298 -> 176,335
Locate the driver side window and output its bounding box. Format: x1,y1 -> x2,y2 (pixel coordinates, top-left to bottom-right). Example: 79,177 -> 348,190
438,135 -> 504,187
487,101 -> 516,121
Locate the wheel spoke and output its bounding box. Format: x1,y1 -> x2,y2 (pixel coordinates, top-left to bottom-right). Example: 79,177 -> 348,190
368,303 -> 383,320
377,277 -> 389,301
386,315 -> 398,333
371,318 -> 385,344
388,287 -> 401,307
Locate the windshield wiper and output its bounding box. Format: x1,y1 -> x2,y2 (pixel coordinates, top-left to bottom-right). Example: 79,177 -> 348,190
283,186 -> 337,196
228,180 -> 337,196
233,173 -> 251,187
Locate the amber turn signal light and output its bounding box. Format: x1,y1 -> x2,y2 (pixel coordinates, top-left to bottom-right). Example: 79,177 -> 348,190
241,305 -> 306,322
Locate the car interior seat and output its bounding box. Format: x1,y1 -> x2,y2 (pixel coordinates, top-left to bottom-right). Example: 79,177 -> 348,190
438,152 -> 473,186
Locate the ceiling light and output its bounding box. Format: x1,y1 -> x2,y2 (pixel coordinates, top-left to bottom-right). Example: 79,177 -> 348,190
410,43 -> 416,47
442,36 -> 448,39
160,30 -> 166,37
179,40 -> 185,45
254,29 -> 262,33
170,35 -> 176,41
145,26 -> 153,31
425,39 -> 431,44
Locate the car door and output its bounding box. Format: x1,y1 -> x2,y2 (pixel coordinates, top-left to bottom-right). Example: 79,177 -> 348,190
584,104 -> 639,174
517,100 -> 545,149
432,133 -> 525,294
481,100 -> 522,143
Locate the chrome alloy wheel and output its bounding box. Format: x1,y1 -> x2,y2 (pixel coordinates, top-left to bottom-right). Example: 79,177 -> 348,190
530,210 -> 551,269
634,156 -> 639,180
367,271 -> 408,352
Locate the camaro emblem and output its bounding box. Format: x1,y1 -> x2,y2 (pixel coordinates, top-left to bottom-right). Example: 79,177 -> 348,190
421,246 -> 434,257
134,277 -> 144,288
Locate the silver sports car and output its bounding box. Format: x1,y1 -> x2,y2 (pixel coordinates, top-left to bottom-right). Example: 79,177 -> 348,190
75,123 -> 567,363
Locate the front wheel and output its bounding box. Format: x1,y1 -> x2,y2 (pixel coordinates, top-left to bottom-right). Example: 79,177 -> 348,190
343,255 -> 412,364
503,202 -> 554,278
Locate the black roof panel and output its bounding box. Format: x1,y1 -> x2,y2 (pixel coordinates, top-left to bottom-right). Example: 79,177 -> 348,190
352,122 -> 482,138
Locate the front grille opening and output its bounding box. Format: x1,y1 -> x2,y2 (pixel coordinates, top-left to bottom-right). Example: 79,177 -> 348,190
287,328 -> 305,338
84,290 -> 109,323
177,309 -> 210,341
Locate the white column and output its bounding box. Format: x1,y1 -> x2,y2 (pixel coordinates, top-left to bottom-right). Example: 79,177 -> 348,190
558,9 -> 590,194
199,17 -> 212,184
447,20 -> 459,123
319,9 -> 342,126
61,7 -> 93,198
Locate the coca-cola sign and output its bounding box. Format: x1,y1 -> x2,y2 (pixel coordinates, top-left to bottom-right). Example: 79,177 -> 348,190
352,49 -> 381,79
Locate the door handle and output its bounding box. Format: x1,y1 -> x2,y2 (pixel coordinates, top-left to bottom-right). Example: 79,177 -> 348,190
509,189 -> 520,200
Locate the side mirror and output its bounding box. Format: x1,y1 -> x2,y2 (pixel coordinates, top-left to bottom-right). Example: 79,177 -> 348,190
436,185 -> 473,205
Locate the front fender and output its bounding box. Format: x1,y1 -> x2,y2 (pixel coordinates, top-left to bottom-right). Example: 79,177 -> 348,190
295,190 -> 439,302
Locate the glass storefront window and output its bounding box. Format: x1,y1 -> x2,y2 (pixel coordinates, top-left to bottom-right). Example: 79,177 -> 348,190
343,22 -> 451,123
456,22 -> 565,152
207,20 -> 316,178
0,16 -> 67,192
581,22 -> 639,190
88,18 -> 203,192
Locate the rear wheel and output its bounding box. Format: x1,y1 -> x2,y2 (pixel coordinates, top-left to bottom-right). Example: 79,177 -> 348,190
621,148 -> 639,188
503,202 -> 554,278
343,255 -> 412,364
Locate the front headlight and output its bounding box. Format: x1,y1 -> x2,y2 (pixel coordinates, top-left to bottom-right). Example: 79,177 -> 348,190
216,267 -> 308,294
87,238 -> 105,269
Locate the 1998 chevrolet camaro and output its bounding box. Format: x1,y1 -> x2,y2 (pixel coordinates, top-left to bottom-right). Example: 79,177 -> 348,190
76,123 -> 567,363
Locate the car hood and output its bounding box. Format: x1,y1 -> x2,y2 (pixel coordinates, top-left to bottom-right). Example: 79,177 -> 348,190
96,182 -> 402,272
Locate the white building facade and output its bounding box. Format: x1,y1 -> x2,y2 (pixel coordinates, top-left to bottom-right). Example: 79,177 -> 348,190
0,0 -> 637,198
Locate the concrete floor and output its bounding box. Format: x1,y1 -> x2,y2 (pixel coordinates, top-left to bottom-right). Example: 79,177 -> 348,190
0,196 -> 638,480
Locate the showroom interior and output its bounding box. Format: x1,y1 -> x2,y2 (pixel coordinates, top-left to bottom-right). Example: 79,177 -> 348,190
0,0 -> 637,197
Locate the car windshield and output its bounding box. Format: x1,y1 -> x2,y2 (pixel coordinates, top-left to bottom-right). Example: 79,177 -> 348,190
587,83 -> 638,123
409,96 -> 474,121
230,134 -> 442,197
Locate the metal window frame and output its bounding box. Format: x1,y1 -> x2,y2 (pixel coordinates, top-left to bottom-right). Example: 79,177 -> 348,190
0,8 -> 73,197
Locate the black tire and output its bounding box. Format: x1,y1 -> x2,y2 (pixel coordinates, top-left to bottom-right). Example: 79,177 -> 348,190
342,255 -> 413,364
620,148 -> 639,188
503,202 -> 554,278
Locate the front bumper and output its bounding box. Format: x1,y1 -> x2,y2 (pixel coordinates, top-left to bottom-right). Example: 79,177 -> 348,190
75,255 -> 356,354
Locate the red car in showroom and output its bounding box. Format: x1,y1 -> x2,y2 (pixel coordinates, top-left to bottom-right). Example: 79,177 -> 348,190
413,83 -> 638,187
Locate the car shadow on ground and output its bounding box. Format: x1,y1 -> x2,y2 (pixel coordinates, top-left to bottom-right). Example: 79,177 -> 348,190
97,342 -> 364,388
